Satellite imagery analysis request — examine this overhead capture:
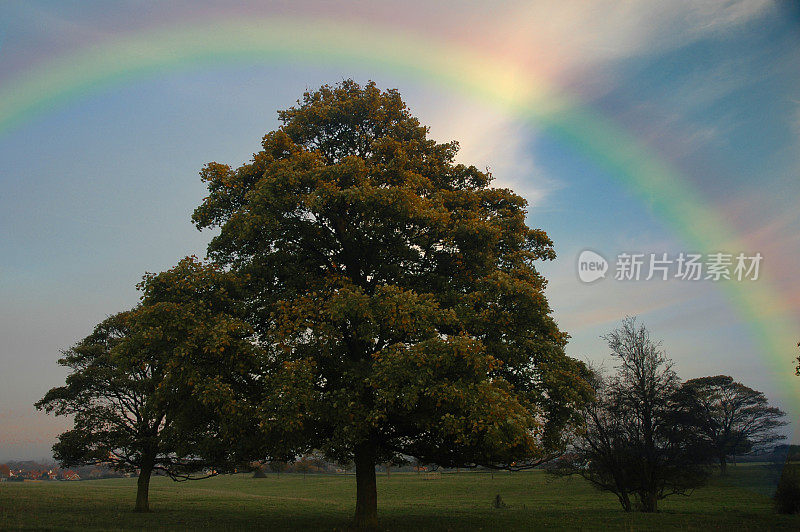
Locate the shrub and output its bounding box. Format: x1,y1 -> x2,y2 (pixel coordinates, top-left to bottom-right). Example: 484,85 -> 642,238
774,465 -> 800,514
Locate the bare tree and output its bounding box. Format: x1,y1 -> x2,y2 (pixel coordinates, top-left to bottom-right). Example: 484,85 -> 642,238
557,318 -> 713,512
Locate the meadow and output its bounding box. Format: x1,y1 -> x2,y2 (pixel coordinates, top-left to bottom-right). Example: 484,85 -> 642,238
1,464 -> 798,530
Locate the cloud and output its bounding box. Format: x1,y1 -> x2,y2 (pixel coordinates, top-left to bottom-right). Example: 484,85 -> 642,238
618,103 -> 725,158
412,94 -> 557,208
499,0 -> 772,65
549,274 -> 707,332
717,194 -> 800,320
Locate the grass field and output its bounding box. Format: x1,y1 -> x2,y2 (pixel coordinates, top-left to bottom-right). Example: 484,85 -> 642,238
1,464 -> 799,530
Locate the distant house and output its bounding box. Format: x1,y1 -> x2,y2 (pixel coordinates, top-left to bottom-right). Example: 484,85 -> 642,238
62,470 -> 80,481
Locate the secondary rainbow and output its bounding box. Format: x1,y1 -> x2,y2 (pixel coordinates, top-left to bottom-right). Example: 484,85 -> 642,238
1,16 -> 797,416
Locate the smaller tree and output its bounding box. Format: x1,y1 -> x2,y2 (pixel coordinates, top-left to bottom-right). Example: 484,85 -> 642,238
36,257 -> 258,511
775,465 -> 800,514
675,375 -> 786,474
557,318 -> 713,512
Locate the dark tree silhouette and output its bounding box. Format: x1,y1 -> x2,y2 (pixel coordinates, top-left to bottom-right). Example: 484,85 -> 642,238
675,375 -> 786,474
557,318 -> 713,512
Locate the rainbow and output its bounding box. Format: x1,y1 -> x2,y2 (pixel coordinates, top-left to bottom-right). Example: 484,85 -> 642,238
1,16 -> 798,417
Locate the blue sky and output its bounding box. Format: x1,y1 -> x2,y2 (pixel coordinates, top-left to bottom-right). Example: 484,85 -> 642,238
1,1 -> 799,460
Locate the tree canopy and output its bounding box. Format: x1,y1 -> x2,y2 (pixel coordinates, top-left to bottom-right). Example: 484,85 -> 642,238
192,80 -> 591,527
675,375 -> 786,473
36,257 -> 258,511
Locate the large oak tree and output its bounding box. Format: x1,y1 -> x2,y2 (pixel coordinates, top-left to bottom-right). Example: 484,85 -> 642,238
193,80 -> 591,528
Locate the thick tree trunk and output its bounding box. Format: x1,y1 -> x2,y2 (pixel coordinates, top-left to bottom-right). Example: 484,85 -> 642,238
640,490 -> 658,513
354,442 -> 378,530
719,455 -> 728,475
135,455 -> 155,512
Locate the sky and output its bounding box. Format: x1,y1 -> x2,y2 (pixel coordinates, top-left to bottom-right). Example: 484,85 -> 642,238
1,0 -> 799,461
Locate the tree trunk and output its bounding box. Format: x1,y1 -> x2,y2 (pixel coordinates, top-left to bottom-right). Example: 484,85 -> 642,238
719,455 -> 728,476
613,474 -> 631,512
640,490 -> 658,513
354,441 -> 378,530
617,492 -> 632,512
135,454 -> 155,512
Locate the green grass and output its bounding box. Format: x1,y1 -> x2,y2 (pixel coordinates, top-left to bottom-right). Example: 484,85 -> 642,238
1,464 -> 798,530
